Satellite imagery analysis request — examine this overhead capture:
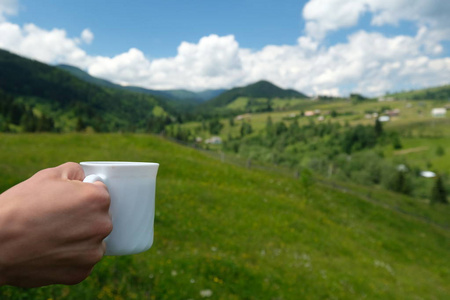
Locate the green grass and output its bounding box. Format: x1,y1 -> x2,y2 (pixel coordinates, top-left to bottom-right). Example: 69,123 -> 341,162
225,97 -> 252,110
382,136 -> 450,170
1,133 -> 449,299
225,97 -> 307,112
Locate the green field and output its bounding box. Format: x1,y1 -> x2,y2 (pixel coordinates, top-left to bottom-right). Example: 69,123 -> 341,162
1,133 -> 449,299
183,98 -> 450,137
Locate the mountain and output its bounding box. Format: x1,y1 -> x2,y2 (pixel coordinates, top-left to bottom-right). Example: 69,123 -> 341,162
57,64 -> 120,90
199,80 -> 308,111
57,64 -> 225,104
0,49 -> 173,132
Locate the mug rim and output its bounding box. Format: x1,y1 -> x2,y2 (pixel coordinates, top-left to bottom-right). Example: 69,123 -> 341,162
80,161 -> 159,167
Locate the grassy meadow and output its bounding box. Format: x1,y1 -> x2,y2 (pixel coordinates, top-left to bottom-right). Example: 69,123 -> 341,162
0,133 -> 449,299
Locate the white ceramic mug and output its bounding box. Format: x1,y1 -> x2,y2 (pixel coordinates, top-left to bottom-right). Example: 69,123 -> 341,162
80,161 -> 159,256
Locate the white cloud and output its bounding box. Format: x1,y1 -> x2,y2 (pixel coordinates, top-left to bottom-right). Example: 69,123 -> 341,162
88,48 -> 152,86
80,28 -> 94,44
303,0 -> 367,40
87,34 -> 245,90
0,0 -> 448,97
239,28 -> 450,96
148,34 -> 244,90
0,22 -> 91,66
368,0 -> 450,29
303,0 -> 450,41
0,0 -> 18,22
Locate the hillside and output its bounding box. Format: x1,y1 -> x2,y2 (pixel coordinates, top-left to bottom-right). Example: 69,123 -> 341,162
173,84 -> 450,206
198,80 -> 308,113
0,49 -> 173,133
389,84 -> 450,100
57,64 -> 121,90
0,133 -> 449,299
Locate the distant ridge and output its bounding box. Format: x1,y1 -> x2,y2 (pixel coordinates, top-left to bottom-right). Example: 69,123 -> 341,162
200,80 -> 308,109
57,64 -> 225,103
388,84 -> 450,100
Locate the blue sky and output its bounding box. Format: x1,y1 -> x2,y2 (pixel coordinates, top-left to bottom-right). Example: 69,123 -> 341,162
10,0 -> 306,57
1,0 -> 449,96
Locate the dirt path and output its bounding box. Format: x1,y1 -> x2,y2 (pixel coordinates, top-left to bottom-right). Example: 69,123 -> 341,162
394,146 -> 428,155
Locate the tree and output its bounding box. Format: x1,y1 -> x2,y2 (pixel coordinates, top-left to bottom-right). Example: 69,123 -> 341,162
208,119 -> 223,135
374,117 -> 383,137
275,122 -> 288,136
300,168 -> 314,198
240,121 -> 252,137
265,116 -> 274,137
392,134 -> 402,149
37,114 -> 54,132
265,99 -> 273,112
229,116 -> 235,127
436,145 -> 445,157
331,110 -> 338,118
431,175 -> 448,204
76,117 -> 86,132
20,108 -> 37,132
390,170 -> 412,195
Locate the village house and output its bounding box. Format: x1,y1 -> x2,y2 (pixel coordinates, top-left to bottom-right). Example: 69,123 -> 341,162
431,108 -> 446,118
385,109 -> 400,117
287,113 -> 297,118
378,96 -> 395,102
378,115 -> 390,122
205,136 -> 222,145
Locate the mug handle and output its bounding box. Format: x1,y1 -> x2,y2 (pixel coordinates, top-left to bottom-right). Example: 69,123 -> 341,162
83,174 -> 105,184
82,174 -> 111,252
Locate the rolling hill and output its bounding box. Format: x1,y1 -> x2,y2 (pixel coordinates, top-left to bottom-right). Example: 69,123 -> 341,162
57,64 -> 225,105
0,49 -> 173,132
0,133 -> 449,299
199,80 -> 308,112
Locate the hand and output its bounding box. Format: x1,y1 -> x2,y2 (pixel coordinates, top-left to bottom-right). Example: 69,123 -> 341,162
0,162 -> 112,287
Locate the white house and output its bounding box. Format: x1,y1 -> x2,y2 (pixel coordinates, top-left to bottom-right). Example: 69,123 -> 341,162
205,136 -> 222,144
431,108 -> 446,118
420,171 -> 436,178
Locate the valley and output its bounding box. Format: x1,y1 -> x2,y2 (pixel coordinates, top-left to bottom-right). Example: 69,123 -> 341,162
0,48 -> 449,299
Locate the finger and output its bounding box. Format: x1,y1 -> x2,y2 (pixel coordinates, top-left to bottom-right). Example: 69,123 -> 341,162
58,162 -> 85,181
32,162 -> 85,182
91,180 -> 108,191
101,241 -> 107,255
